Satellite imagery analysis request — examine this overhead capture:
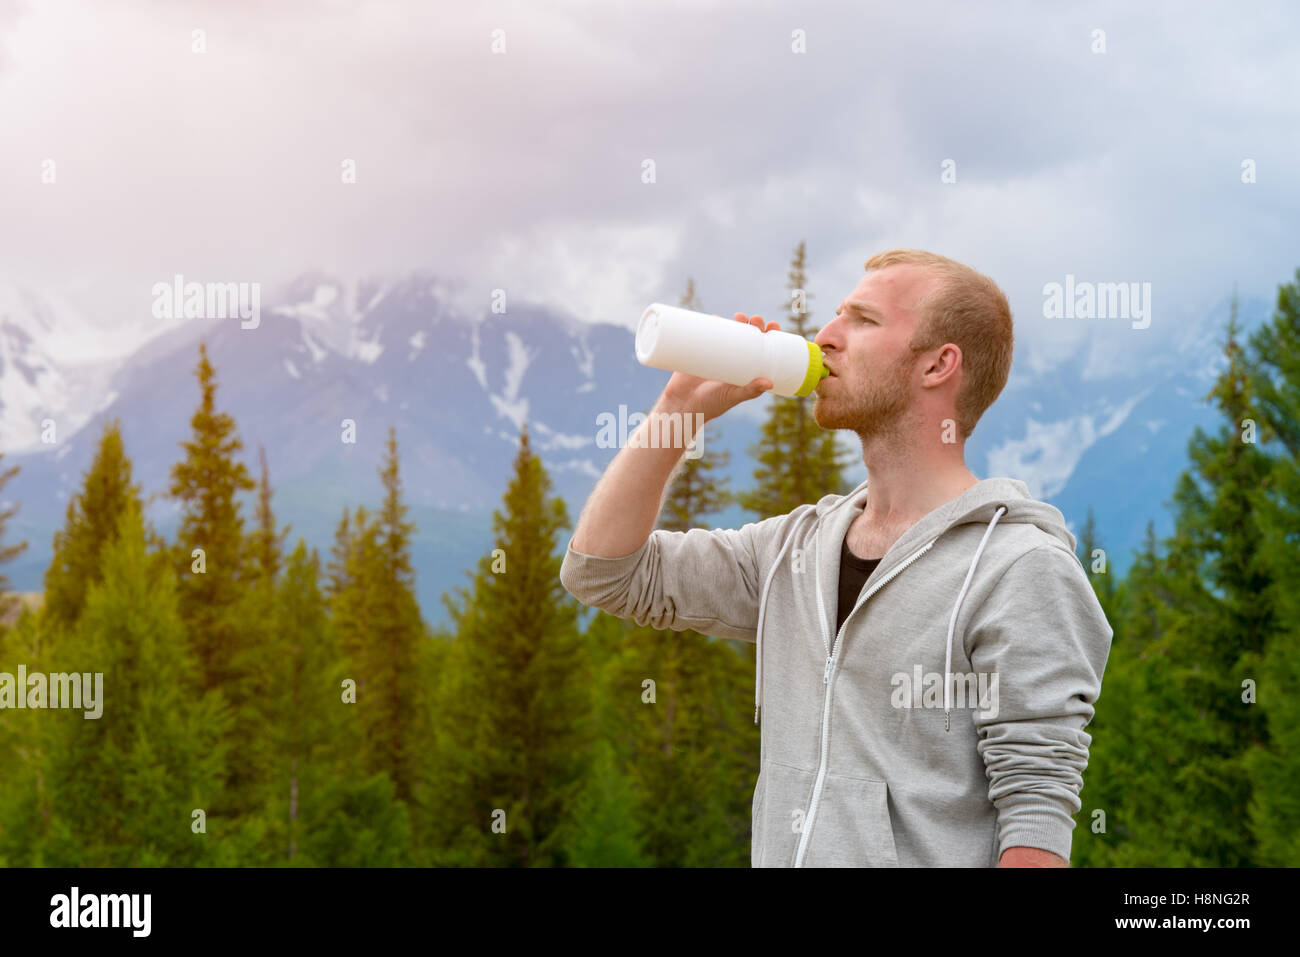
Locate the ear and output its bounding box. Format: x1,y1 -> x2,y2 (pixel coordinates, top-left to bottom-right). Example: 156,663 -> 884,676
922,343 -> 963,385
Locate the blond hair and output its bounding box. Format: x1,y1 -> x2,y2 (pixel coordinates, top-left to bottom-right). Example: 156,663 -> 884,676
862,248 -> 1013,439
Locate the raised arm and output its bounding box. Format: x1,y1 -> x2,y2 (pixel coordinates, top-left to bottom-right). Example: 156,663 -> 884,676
570,313 -> 778,558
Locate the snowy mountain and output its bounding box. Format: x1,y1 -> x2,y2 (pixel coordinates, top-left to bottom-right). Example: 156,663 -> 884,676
0,284 -> 159,453
0,271 -> 1273,627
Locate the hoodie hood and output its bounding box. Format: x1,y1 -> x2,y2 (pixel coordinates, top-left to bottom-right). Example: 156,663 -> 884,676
813,475 -> 1075,552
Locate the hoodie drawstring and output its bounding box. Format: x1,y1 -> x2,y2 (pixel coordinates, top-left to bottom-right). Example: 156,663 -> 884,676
755,507 -> 819,724
944,505 -> 1007,731
756,499 -> 1008,730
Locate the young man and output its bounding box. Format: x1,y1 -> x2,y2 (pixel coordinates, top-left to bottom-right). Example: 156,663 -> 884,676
559,248 -> 1113,867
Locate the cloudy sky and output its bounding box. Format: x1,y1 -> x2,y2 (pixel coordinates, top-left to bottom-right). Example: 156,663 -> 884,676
2,0 -> 1298,381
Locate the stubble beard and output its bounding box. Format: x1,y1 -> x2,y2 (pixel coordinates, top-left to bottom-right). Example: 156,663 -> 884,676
812,352 -> 916,444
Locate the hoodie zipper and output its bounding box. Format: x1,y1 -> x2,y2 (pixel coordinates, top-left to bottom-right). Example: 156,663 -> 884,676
793,537 -> 937,868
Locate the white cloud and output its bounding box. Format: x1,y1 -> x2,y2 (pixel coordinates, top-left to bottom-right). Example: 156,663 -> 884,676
984,390 -> 1145,498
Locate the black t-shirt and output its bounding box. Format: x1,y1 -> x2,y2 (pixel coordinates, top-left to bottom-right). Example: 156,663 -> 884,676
835,537 -> 881,650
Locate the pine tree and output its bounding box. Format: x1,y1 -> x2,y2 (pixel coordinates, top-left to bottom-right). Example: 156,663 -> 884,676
426,424 -> 589,866
564,736 -> 648,867
224,444 -> 293,862
0,457 -> 36,864
328,430 -> 426,805
1111,522 -> 1176,652
167,341 -> 257,690
42,421 -> 141,632
326,506 -> 353,599
250,444 -> 289,583
1156,306 -> 1274,864
368,427 -> 425,803
0,606 -> 50,865
40,499 -> 230,866
737,241 -> 853,517
1077,298 -> 1277,867
246,540 -> 411,865
1241,267 -> 1300,865
1076,507 -> 1117,618
0,453 -> 28,623
166,341 -> 263,849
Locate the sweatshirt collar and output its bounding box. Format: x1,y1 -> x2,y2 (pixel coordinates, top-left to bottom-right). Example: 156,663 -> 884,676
813,476 -> 1074,619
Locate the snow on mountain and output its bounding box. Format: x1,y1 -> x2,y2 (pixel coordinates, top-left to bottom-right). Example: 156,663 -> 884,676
0,273 -> 1276,626
0,284 -> 163,453
984,388 -> 1150,500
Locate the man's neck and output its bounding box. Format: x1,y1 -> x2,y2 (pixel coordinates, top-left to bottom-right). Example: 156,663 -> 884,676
857,435 -> 978,528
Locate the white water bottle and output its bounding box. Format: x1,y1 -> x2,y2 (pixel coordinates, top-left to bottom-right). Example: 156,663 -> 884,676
634,303 -> 829,397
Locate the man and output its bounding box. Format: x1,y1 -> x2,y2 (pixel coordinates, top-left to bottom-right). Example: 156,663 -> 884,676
559,248 -> 1113,867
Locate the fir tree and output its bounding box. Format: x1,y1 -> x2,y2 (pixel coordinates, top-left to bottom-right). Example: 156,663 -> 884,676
328,430 -> 426,805
42,420 -> 141,632
246,540 -> 411,864
1076,507 -> 1117,618
737,241 -> 853,517
1241,267 -> 1300,865
0,453 -> 28,623
369,427 -> 425,803
40,499 -> 230,866
1077,298 -> 1277,867
250,443 -> 289,584
0,606 -> 50,865
167,341 -> 256,690
427,424 -> 588,866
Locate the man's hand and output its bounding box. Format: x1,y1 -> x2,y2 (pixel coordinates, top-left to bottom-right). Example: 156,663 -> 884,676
658,313 -> 777,423
998,846 -> 1068,867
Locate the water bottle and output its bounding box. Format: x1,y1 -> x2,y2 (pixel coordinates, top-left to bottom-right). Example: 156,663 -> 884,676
634,303 -> 829,397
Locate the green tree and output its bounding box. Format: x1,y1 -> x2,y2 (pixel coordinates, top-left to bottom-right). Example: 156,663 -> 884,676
0,452 -> 28,623
328,429 -> 426,805
1077,298 -> 1278,867
40,499 -> 230,866
1241,268 -> 1300,865
0,607 -> 50,865
372,427 -> 425,803
737,241 -> 853,517
244,540 -> 411,865
249,443 -> 289,583
166,341 -> 264,844
42,421 -> 142,632
426,424 -> 589,866
167,341 -> 257,690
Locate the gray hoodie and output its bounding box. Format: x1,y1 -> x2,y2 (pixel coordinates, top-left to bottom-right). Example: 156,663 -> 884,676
559,476 -> 1113,867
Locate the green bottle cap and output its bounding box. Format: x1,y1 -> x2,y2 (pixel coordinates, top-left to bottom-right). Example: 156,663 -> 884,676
795,341 -> 830,397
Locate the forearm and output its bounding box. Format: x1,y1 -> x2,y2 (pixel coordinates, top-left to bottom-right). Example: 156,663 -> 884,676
999,846 -> 1068,867
569,396 -> 695,557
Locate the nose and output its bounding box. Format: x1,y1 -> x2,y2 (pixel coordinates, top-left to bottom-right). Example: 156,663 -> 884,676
814,314 -> 842,352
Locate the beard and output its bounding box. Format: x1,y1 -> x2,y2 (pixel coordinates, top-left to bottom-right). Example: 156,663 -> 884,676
812,351 -> 915,441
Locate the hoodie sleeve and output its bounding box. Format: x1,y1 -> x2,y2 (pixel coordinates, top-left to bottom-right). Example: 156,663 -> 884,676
964,543 -> 1114,863
558,510 -> 804,642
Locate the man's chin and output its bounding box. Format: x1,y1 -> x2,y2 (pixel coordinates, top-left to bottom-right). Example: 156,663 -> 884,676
811,398 -> 851,431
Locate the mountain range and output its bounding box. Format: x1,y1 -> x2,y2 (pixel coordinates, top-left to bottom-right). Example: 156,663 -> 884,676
0,272 -> 1272,628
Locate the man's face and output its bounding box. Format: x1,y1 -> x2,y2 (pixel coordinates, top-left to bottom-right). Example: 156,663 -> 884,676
811,264 -> 934,439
